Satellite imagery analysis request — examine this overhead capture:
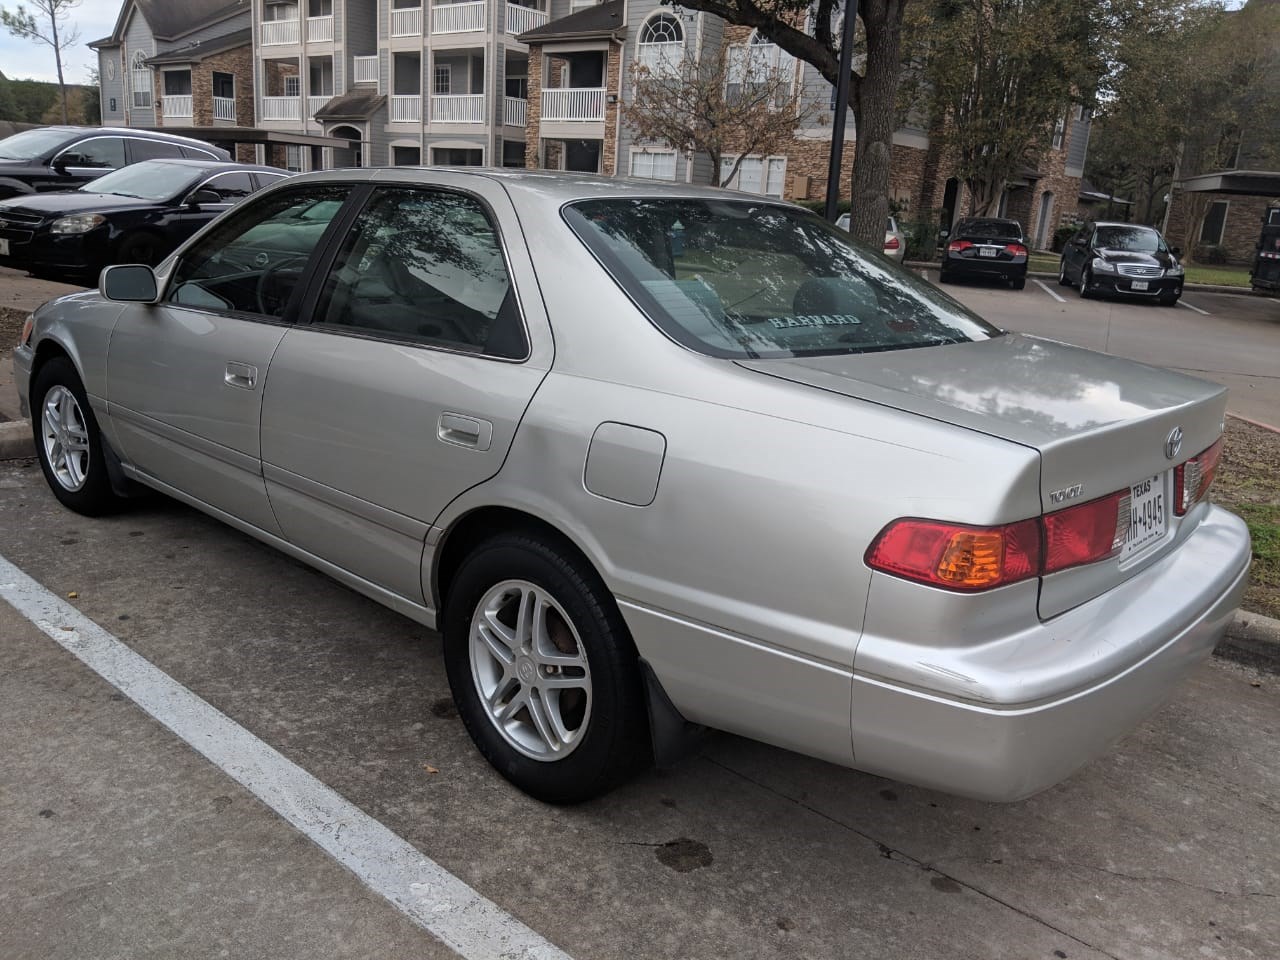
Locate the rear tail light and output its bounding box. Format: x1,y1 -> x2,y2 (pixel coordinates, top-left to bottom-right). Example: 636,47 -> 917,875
1174,437 -> 1224,515
1042,490 -> 1129,573
868,488 -> 1132,591
1004,243 -> 1028,257
884,236 -> 901,250
947,240 -> 973,253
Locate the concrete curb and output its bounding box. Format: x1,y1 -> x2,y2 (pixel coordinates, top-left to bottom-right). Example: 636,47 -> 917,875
0,419 -> 34,460
1219,610 -> 1280,674
902,260 -> 1264,296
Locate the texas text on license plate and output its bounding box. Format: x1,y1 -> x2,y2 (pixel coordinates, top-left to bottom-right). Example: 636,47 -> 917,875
1123,474 -> 1166,559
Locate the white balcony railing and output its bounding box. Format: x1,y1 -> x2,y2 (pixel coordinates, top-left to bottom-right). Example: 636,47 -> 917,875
432,1 -> 484,34
432,93 -> 484,123
391,5 -> 422,35
637,43 -> 684,74
261,18 -> 300,45
353,55 -> 379,85
502,95 -> 527,126
540,87 -> 605,121
162,94 -> 193,118
262,95 -> 302,120
213,96 -> 237,120
505,3 -> 548,35
306,14 -> 334,41
308,94 -> 332,116
390,94 -> 421,122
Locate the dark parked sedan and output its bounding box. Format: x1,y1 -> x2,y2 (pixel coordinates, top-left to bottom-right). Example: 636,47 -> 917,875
1059,221 -> 1184,306
0,159 -> 290,282
938,218 -> 1028,289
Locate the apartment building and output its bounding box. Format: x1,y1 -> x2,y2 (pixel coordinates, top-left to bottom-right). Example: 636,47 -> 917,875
520,0 -> 1093,247
249,0 -> 550,170
89,0 -> 254,137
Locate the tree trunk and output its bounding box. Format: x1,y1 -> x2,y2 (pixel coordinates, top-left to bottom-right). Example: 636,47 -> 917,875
847,0 -> 905,247
50,10 -> 67,124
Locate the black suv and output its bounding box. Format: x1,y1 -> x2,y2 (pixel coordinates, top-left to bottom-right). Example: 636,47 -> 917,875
1059,221 -> 1184,306
0,126 -> 230,200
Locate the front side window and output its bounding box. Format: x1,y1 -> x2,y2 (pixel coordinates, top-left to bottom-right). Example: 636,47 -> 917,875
167,186 -> 347,317
564,198 -> 1000,360
200,172 -> 256,203
57,137 -> 126,169
312,187 -> 525,359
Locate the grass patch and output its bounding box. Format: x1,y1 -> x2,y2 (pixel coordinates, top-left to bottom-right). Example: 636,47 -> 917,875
1029,253 -> 1060,273
1182,265 -> 1252,287
1212,418 -> 1280,619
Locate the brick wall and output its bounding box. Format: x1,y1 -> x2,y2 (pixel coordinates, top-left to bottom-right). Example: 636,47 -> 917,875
781,137 -> 929,209
193,45 -> 255,126
1166,191 -> 1278,264
602,42 -> 621,176
524,47 -> 542,167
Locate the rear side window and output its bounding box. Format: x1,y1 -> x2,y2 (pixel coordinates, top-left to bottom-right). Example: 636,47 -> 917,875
56,137 -> 126,169
181,145 -> 220,160
564,198 -> 1000,359
128,139 -> 185,162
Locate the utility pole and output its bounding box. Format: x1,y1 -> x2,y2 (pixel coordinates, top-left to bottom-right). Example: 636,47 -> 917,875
823,1 -> 859,222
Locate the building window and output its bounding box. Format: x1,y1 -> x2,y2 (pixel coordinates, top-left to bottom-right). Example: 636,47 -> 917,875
131,50 -> 152,108
213,72 -> 235,99
1199,200 -> 1229,246
630,149 -> 677,180
286,144 -> 303,171
434,64 -> 451,95
393,145 -> 421,166
1051,115 -> 1065,150
284,74 -> 301,97
720,155 -> 786,197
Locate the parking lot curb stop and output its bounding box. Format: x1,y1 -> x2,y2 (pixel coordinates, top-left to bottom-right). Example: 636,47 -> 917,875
0,420 -> 34,460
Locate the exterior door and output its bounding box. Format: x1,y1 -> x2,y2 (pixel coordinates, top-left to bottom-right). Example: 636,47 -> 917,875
259,178 -> 551,603
105,183 -> 350,533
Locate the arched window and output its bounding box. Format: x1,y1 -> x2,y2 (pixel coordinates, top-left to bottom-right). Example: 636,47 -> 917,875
638,13 -> 684,73
130,50 -> 153,108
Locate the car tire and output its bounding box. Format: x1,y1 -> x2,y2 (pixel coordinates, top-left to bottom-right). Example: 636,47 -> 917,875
31,356 -> 122,516
938,268 -> 952,284
116,231 -> 164,267
1158,292 -> 1180,307
443,531 -> 651,804
1058,261 -> 1072,287
1078,268 -> 1093,299
1009,277 -> 1026,291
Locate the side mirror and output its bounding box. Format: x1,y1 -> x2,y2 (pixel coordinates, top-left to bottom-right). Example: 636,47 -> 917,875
52,156 -> 70,173
186,188 -> 221,208
100,264 -> 159,303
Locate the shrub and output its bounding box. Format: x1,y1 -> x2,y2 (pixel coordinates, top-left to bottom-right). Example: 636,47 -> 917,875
1052,225 -> 1078,253
1194,244 -> 1229,265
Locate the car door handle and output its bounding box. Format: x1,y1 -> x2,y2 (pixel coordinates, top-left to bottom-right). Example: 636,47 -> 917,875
224,361 -> 258,390
438,413 -> 493,451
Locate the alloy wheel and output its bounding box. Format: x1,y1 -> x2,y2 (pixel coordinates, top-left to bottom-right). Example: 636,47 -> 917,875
41,385 -> 91,492
469,579 -> 593,761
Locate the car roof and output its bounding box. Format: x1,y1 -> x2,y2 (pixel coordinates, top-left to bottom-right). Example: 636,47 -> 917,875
28,125 -> 226,150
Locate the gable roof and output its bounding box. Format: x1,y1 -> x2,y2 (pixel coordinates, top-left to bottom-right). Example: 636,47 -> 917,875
144,27 -> 251,64
518,0 -> 624,43
90,0 -> 248,48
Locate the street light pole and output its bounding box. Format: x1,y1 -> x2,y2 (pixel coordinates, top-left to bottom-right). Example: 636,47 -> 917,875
824,0 -> 859,222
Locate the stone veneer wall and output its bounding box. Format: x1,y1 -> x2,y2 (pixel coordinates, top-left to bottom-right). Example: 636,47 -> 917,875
1165,191 -> 1278,265
602,41 -> 622,176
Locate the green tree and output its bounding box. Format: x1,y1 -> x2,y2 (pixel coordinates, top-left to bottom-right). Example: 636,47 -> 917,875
0,73 -> 18,121
668,0 -> 911,247
81,66 -> 100,124
0,0 -> 82,124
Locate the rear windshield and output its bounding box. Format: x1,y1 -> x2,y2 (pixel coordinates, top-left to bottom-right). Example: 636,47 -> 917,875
958,219 -> 1022,240
563,198 -> 1001,359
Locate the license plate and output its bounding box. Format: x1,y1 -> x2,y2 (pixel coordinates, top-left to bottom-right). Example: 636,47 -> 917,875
979,247 -> 998,257
1131,280 -> 1149,291
1123,474 -> 1166,559
0,238 -> 8,256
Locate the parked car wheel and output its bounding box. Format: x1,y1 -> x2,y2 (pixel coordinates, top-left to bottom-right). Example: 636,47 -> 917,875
1158,291 -> 1180,307
1078,267 -> 1093,299
938,268 -> 952,284
1009,277 -> 1026,291
31,357 -> 121,515
1058,261 -> 1072,287
117,231 -> 163,267
443,532 -> 651,804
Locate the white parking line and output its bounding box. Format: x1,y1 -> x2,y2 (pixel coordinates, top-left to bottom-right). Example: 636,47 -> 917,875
1178,299 -> 1211,316
1033,279 -> 1067,303
0,554 -> 573,960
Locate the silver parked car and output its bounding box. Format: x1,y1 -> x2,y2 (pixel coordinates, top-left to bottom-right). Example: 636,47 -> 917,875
13,170 -> 1251,805
836,212 -> 906,261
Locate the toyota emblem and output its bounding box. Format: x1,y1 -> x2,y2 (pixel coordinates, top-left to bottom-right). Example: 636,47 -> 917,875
1165,426 -> 1184,460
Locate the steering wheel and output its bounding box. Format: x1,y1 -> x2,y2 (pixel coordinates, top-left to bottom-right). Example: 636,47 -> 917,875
255,255 -> 306,315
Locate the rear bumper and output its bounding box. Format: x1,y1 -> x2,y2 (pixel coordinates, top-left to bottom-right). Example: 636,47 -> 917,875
851,505 -> 1251,801
942,254 -> 1027,282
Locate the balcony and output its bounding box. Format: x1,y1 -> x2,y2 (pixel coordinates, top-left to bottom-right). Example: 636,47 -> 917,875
432,93 -> 484,123
391,5 -> 422,36
353,56 -> 379,86
308,94 -> 332,117
502,95 -> 527,127
262,96 -> 302,120
213,96 -> 237,121
390,94 -> 421,122
261,18 -> 300,45
162,94 -> 193,118
540,87 -> 605,121
432,1 -> 484,34
505,4 -> 548,36
306,15 -> 334,41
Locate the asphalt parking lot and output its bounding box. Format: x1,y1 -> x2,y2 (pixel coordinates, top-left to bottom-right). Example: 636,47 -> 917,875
2,267 -> 1279,960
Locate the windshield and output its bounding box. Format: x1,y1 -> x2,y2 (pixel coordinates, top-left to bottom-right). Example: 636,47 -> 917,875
79,161 -> 201,200
564,198 -> 1001,359
1094,225 -> 1164,253
0,128 -> 74,161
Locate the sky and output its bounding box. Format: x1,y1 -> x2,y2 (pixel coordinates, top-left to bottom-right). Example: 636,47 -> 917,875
0,0 -> 119,85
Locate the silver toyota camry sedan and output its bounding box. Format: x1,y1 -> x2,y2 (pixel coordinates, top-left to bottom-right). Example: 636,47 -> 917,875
12,169 -> 1251,804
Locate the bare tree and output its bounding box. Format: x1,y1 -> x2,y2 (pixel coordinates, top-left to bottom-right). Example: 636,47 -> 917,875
0,0 -> 82,125
624,41 -> 811,189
